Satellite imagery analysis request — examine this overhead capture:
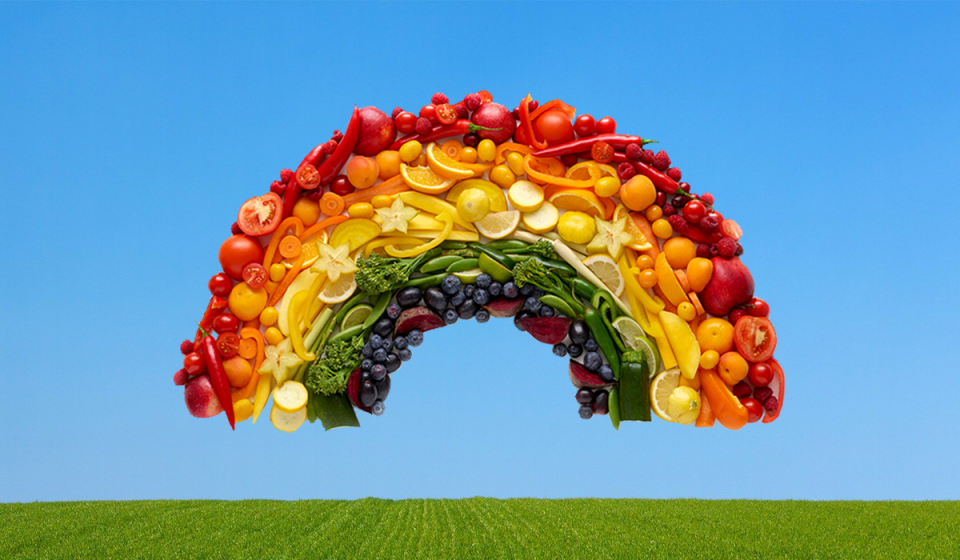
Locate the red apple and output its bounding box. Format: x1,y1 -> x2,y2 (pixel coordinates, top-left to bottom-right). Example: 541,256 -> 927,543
184,375 -> 223,418
700,257 -> 755,317
470,102 -> 516,144
354,107 -> 397,156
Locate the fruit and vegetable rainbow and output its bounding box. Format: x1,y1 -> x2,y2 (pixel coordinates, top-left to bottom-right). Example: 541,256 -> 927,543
175,91 -> 784,432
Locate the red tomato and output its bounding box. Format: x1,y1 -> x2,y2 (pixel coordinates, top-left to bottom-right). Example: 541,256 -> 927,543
395,111 -> 417,134
683,200 -> 707,224
237,193 -> 282,236
208,273 -> 233,297
296,164 -> 320,190
435,104 -> 457,125
219,235 -> 265,280
216,332 -> 240,358
419,104 -> 437,124
533,110 -> 574,145
734,317 -> 777,362
591,141 -> 613,164
721,219 -> 742,240
183,352 -> 206,375
573,115 -> 596,137
330,174 -> 353,196
242,263 -> 268,290
746,297 -> 770,317
741,397 -> 763,423
213,313 -> 239,335
596,116 -> 617,134
748,362 -> 774,387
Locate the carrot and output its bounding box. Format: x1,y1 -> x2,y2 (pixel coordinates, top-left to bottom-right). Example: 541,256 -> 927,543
696,387 -> 716,427
687,291 -> 705,316
319,192 -> 345,217
263,217 -> 304,268
279,235 -> 302,259
629,212 -> 661,259
675,270 -> 691,293
237,337 -> 258,360
299,215 -> 349,242
267,252 -> 304,307
342,174 -> 409,207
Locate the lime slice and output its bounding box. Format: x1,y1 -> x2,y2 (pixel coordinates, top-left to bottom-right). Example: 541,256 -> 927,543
478,253 -> 513,283
613,316 -> 660,375
341,304 -> 373,331
453,268 -> 483,284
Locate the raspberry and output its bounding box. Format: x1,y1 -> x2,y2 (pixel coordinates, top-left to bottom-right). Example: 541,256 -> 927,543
321,140 -> 338,155
696,244 -> 711,258
415,117 -> 433,135
331,130 -> 343,143
699,215 -> 719,232
453,102 -> 468,119
667,214 -> 687,231
231,222 -> 243,235
717,237 -> 738,258
269,180 -> 284,194
653,150 -> 671,171
617,162 -> 637,181
733,382 -> 752,399
431,93 -> 449,105
625,143 -> 643,160
663,205 -> 677,216
709,243 -> 720,258
700,192 -> 715,206
180,339 -> 194,355
763,396 -> 778,414
735,242 -> 744,257
754,387 -> 774,403
391,107 -> 403,119
280,168 -> 294,183
667,167 -> 682,181
307,189 -> 323,201
640,149 -> 656,165
173,369 -> 188,386
463,93 -> 482,111
561,153 -> 579,167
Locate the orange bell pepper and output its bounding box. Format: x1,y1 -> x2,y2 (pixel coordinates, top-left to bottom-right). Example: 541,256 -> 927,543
524,154 -> 598,188
298,215 -> 349,243
628,212 -> 661,260
700,369 -> 748,430
341,174 -> 409,207
695,385 -> 715,427
518,94 -> 547,150
495,142 -> 533,165
267,252 -> 304,306
529,98 -> 576,121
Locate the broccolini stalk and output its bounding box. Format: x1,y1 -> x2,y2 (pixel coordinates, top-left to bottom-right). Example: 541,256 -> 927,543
512,257 -> 584,316
507,238 -> 557,260
354,249 -> 441,295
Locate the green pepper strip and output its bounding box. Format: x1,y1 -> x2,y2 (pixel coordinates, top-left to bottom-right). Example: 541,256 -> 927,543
591,290 -> 627,353
487,239 -> 530,252
572,278 -> 598,301
440,240 -> 467,250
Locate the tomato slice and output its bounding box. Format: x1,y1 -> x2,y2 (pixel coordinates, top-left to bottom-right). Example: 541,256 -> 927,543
296,164 -> 321,190
435,103 -> 457,125
216,332 -> 240,358
763,358 -> 785,423
591,141 -> 613,164
721,219 -> 742,240
237,193 -> 282,236
734,316 -> 777,362
242,263 -> 268,290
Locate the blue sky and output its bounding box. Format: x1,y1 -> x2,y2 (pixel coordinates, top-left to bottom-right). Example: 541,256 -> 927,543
2,2 -> 958,502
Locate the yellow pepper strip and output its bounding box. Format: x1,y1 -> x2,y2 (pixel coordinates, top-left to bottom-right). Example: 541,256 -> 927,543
263,217 -> 304,268
618,256 -> 665,314
302,270 -> 327,327
399,191 -> 477,232
405,229 -> 479,242
298,215 -> 349,243
524,154 -> 599,188
627,291 -> 653,334
645,309 -> 677,369
495,142 -> 533,165
251,374 -> 274,424
385,212 -> 453,258
287,291 -> 315,361
364,236 -> 424,256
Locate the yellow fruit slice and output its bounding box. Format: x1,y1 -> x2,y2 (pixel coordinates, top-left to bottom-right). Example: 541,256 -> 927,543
475,210 -> 521,239
319,272 -> 357,304
284,231 -> 325,269
659,310 -> 701,380
522,201 -> 559,234
329,219 -> 382,252
613,204 -> 653,251
400,163 -> 457,194
650,367 -> 682,422
445,179 -> 507,212
272,380 -> 308,413
655,253 -> 690,306
582,254 -> 625,297
426,142 -> 475,180
399,191 -> 477,232
548,188 -> 606,218
508,180 -> 545,212
456,188 -> 491,222
270,403 -> 307,432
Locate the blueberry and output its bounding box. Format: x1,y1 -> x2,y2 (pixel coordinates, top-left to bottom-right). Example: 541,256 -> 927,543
463,284 -> 476,298
476,273 -> 492,289
598,364 -> 615,383
475,310 -> 490,323
393,336 -> 408,350
472,288 -> 490,306
374,375 -> 390,400
488,281 -> 502,297
569,320 -> 589,344
424,287 -> 447,312
407,329 -> 424,347
360,380 -> 378,408
448,290 -> 466,307
441,274 -> 461,295
398,348 -> 413,362
502,282 -> 519,299
592,390 -> 609,415
373,348 -> 388,363
385,353 -> 401,373
519,283 -> 535,297
524,297 -> 542,313
371,400 -> 385,416
539,305 -> 554,317
371,363 -> 387,381
443,308 -> 459,324
584,351 -> 603,372
361,358 -> 373,371
584,338 -> 599,352
362,343 -> 374,358
374,318 -> 394,337
386,303 -> 402,320
514,309 -> 535,331
531,287 -> 544,298
457,299 -> 477,320
381,337 -> 394,352
369,334 -> 383,349
579,405 -> 594,419
575,388 -> 594,405
552,343 -> 568,357
396,287 -> 422,308
567,343 -> 583,358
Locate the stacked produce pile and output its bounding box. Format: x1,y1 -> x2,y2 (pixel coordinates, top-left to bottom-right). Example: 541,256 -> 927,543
174,91 -> 784,432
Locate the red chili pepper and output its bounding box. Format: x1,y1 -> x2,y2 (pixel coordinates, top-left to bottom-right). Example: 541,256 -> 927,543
388,119 -> 498,151
200,331 -> 236,430
192,296 -> 228,351
518,94 -> 547,150
299,144 -> 327,170
533,134 -> 657,159
762,358 -> 785,424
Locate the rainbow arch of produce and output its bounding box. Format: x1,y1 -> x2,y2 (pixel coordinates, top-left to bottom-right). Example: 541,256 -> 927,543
174,91 -> 784,433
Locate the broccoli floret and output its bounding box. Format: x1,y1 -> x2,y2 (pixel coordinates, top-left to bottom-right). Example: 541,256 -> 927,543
527,238 -> 557,260
355,250 -> 438,295
305,335 -> 365,396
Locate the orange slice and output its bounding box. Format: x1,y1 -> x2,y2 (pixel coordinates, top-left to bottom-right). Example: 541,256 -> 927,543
400,164 -> 456,195
426,143 -> 475,180
565,161 -> 618,182
548,188 -> 606,218
613,204 -> 653,251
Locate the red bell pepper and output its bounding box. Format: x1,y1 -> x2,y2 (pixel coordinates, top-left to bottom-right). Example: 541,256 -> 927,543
192,296 -> 228,351
763,358 -> 785,423
518,94 -> 547,150
388,119 -> 498,151
200,331 -> 236,429
532,134 -> 656,158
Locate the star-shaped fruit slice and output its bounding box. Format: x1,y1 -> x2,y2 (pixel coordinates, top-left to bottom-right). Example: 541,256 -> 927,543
311,242 -> 357,282
375,197 -> 419,234
587,216 -> 634,260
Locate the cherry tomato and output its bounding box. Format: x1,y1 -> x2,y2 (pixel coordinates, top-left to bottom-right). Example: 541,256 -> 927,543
591,141 -> 614,164
435,104 -> 457,125
296,164 -> 320,190
596,116 -> 617,134
213,313 -> 239,334
183,352 -> 206,375
734,317 -> 777,363
216,332 -> 240,358
237,193 -> 282,236
533,110 -> 574,145
419,104 -> 437,124
721,219 -> 742,240
746,297 -> 770,317
219,235 -> 265,280
741,397 -> 763,423
330,174 -> 353,196
208,273 -> 233,297
395,111 -> 417,134
242,263 -> 268,290
728,306 -> 748,326
477,90 -> 493,104
748,362 -> 775,387
573,115 -> 596,138
683,200 -> 707,224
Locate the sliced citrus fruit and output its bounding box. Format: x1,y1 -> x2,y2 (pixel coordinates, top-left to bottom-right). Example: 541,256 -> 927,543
548,188 -> 606,218
655,253 -> 690,306
522,201 -> 559,234
273,380 -> 308,413
508,180 -> 544,212
284,234 -> 322,269
452,268 -> 483,284
400,163 -> 456,195
445,179 -> 507,212
650,367 -> 682,422
478,253 -> 514,283
341,303 -> 373,331
613,204 -> 653,251
582,254 -> 625,297
270,403 -> 307,432
475,210 -> 521,240
329,219 -> 382,252
565,161 -> 617,181
319,272 -> 357,304
426,142 -> 475,180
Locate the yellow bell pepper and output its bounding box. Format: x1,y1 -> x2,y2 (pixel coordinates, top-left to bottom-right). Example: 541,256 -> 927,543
399,191 -> 477,232
364,236 -> 424,256
287,292 -> 315,361
645,309 -> 677,369
405,229 -> 479,242
251,374 -> 273,424
385,212 -> 453,258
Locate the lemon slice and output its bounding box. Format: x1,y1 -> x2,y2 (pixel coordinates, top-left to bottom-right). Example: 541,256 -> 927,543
650,367 -> 682,422
582,254 -> 625,297
522,202 -> 558,234
475,210 -> 520,240
400,164 -> 457,195
341,303 -> 373,331
426,142 -> 475,180
270,403 -> 307,432
273,380 -> 308,413
508,180 -> 544,212
319,272 -> 357,304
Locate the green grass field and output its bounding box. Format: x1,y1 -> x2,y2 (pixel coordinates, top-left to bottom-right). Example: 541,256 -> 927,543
1,499 -> 957,559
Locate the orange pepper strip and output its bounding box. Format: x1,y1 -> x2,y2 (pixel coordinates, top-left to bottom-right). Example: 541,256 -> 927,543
530,99 -> 577,121
524,154 -> 598,188
267,252 -> 305,307
495,142 -> 533,165
700,369 -> 748,430
695,383 -> 716,427
232,328 -> 265,401
299,215 -> 349,242
342,174 -> 409,207
263,217 -> 304,269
